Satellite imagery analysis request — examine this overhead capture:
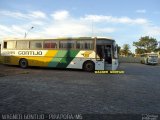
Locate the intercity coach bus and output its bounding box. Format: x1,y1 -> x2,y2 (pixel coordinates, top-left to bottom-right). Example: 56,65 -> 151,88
1,37 -> 118,71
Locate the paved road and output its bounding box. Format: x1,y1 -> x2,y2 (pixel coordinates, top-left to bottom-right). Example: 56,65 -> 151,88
0,63 -> 160,114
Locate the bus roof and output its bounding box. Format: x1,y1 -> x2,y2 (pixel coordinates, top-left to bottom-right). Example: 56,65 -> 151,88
3,37 -> 115,41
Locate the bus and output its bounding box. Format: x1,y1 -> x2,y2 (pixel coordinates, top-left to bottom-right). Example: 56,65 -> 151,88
0,37 -> 119,72
140,52 -> 158,65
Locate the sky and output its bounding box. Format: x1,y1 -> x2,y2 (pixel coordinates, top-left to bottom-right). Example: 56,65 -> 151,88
0,0 -> 160,52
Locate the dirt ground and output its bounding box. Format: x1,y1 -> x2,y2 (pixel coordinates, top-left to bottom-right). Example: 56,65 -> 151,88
0,64 -> 30,77
0,63 -> 160,116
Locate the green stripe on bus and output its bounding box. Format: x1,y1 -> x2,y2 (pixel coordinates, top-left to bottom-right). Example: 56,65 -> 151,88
56,50 -> 80,68
48,50 -> 67,67
48,50 -> 80,68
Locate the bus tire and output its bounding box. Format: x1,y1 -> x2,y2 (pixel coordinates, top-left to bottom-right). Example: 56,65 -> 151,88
19,58 -> 28,68
83,61 -> 95,72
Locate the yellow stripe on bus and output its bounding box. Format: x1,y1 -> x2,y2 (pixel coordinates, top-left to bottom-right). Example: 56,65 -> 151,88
28,50 -> 58,66
8,50 -> 58,67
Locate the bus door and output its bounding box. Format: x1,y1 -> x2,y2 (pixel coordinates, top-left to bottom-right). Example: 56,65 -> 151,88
104,45 -> 112,63
103,45 -> 112,70
96,45 -> 112,70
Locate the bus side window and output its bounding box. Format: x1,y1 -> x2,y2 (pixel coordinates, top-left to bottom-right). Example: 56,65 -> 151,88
30,41 -> 43,49
4,41 -> 16,49
44,41 -> 58,49
76,40 -> 93,50
60,41 -> 75,49
4,42 -> 7,49
84,40 -> 93,50
17,41 -> 29,49
76,41 -> 82,49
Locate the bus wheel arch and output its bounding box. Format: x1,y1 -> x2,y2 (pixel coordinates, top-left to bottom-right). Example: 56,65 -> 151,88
83,60 -> 95,72
19,58 -> 28,68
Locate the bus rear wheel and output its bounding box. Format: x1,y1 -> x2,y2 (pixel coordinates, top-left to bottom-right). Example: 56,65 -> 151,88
19,58 -> 28,68
83,61 -> 95,72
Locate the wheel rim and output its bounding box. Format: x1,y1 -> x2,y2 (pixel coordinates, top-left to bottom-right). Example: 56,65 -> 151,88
85,63 -> 94,71
20,59 -> 27,68
21,61 -> 26,67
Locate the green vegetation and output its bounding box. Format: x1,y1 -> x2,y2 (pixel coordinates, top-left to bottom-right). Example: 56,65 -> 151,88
133,36 -> 158,54
120,44 -> 132,56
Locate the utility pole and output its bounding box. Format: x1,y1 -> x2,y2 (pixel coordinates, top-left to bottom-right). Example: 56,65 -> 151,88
24,26 -> 34,38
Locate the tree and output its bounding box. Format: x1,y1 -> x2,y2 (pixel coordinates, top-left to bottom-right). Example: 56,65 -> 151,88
120,44 -> 131,56
133,36 -> 157,54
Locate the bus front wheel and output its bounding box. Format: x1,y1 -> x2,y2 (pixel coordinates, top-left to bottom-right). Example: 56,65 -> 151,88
19,58 -> 28,68
83,61 -> 95,72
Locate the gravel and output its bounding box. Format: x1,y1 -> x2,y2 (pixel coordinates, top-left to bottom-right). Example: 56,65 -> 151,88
0,63 -> 160,114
